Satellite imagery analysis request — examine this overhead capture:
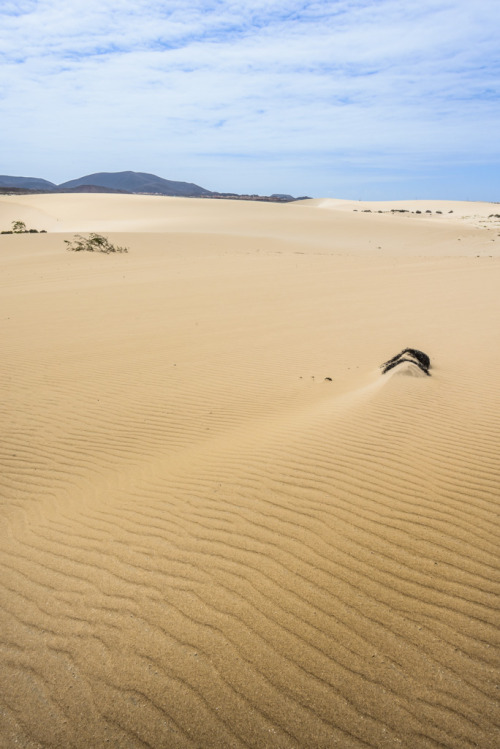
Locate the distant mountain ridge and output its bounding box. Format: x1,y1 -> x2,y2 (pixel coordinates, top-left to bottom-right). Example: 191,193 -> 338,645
0,175 -> 57,190
0,171 -> 307,201
58,171 -> 212,196
0,171 -> 211,197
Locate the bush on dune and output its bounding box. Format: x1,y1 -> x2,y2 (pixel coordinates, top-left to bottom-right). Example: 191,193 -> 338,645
0,220 -> 47,234
64,233 -> 128,254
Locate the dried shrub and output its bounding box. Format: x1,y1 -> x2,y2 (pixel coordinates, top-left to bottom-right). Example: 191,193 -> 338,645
64,233 -> 128,254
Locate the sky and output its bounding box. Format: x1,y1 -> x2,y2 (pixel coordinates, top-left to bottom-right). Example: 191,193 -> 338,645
1,0 -> 499,199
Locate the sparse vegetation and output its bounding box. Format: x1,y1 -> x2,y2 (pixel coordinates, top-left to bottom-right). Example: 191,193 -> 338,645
0,220 -> 47,234
64,233 -> 128,254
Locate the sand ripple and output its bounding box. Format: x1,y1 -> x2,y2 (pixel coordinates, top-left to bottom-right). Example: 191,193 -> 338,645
1,196 -> 499,748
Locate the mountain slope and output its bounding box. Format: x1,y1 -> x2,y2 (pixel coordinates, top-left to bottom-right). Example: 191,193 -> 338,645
58,170 -> 212,196
0,175 -> 57,190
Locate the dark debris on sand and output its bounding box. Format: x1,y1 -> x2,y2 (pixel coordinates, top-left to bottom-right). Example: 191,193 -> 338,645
381,348 -> 431,376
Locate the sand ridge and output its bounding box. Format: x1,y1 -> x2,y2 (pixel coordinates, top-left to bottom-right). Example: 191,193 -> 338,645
1,194 -> 499,748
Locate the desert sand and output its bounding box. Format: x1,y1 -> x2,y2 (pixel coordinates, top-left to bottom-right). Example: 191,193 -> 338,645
0,193 -> 499,748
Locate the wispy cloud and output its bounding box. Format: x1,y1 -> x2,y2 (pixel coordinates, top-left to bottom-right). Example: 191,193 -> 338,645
1,1 -> 499,197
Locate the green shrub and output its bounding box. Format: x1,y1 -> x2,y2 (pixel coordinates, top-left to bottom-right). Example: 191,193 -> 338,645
64,233 -> 128,254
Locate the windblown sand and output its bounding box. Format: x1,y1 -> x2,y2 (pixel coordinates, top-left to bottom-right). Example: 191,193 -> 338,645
1,194 -> 499,748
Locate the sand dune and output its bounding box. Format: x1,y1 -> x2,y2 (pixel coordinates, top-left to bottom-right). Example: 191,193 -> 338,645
1,194 -> 499,748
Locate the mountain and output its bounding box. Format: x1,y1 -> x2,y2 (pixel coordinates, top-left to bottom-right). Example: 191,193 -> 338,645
0,171 -> 303,201
0,175 -> 57,190
61,184 -> 131,194
58,171 -> 212,197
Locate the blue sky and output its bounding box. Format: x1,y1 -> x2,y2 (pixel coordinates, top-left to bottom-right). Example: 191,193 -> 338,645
1,0 -> 499,198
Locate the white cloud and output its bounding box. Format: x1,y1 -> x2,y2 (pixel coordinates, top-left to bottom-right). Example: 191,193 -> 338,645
0,1 -> 499,197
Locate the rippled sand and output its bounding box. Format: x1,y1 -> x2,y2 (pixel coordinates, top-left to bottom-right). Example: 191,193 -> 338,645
1,194 -> 499,748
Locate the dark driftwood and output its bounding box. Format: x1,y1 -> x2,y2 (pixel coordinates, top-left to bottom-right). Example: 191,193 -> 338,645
381,348 -> 431,376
